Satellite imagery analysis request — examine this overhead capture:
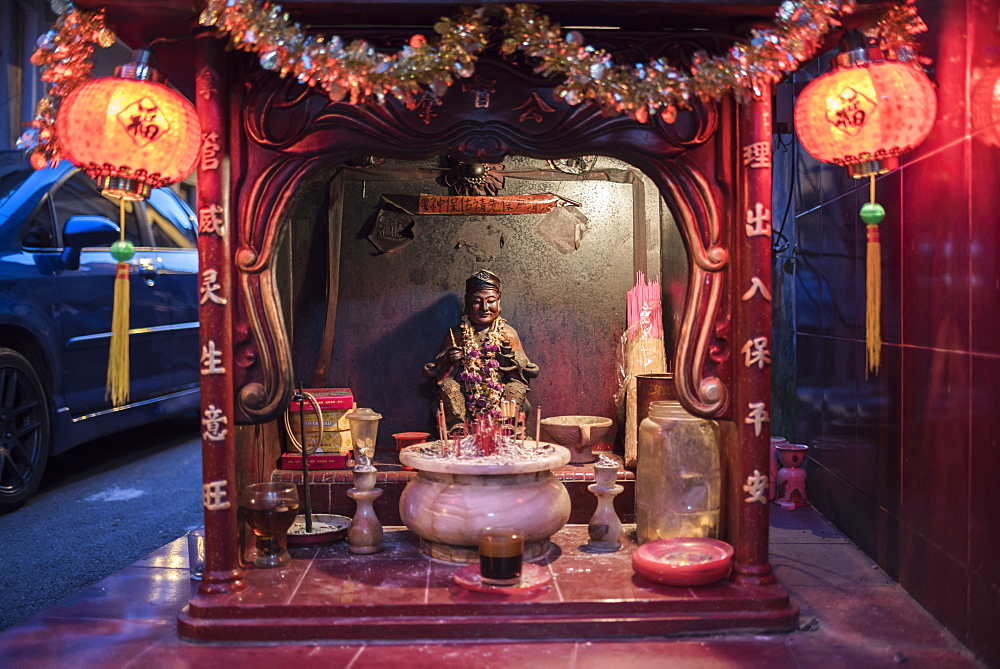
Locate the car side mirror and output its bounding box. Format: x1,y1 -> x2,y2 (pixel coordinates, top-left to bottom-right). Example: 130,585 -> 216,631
60,215 -> 120,270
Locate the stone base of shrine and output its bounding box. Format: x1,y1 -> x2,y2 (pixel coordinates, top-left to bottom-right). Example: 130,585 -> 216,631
177,524 -> 798,643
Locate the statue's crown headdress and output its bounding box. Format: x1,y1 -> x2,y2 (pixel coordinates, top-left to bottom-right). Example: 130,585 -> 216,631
465,269 -> 502,296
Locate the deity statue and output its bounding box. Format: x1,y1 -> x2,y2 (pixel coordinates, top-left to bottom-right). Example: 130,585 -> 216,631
423,269 -> 539,435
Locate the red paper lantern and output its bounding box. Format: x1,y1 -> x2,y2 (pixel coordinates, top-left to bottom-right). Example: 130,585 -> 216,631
794,46 -> 936,178
972,66 -> 1000,148
56,48 -> 200,201
794,35 -> 937,378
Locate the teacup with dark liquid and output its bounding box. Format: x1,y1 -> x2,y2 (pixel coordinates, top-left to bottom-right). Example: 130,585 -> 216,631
478,527 -> 524,586
241,482 -> 300,568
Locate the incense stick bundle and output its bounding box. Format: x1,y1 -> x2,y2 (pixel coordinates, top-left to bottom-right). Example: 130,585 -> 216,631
622,271 -> 666,468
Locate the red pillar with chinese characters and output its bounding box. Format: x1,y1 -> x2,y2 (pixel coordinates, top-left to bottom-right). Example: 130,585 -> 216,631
195,36 -> 246,595
730,91 -> 776,586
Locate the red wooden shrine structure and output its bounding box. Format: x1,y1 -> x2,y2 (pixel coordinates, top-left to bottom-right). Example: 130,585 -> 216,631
72,0 -> 866,641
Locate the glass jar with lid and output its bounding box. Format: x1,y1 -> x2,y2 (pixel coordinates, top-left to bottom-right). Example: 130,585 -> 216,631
635,401 -> 721,544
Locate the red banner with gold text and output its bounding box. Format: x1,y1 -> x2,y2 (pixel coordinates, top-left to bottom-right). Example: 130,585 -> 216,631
418,193 -> 569,215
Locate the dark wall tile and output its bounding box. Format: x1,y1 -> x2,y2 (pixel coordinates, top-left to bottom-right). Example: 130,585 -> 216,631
794,333 -> 824,443
864,344 -> 902,516
900,141 -> 970,351
815,338 -> 859,485
851,490 -> 880,560
969,137 -> 1000,354
794,207 -> 823,334
795,143 -> 825,215
807,461 -> 859,542
820,195 -> 859,339
900,347 -> 970,562
877,507 -> 901,581
851,336 -> 887,501
969,354 -> 1000,576
968,571 -> 1000,669
899,527 -> 968,642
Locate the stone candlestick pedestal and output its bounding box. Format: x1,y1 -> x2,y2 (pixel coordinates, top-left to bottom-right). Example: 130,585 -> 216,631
586,458 -> 623,552
347,462 -> 383,554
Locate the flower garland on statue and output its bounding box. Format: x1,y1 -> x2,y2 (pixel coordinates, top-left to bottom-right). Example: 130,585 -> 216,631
458,316 -> 507,421
22,0 -> 928,169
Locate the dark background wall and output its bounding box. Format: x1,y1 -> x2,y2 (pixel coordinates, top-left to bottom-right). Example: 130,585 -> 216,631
281,155 -> 686,452
773,0 -> 1000,664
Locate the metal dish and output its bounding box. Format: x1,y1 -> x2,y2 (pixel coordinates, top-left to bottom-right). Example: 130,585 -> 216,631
287,514 -> 350,545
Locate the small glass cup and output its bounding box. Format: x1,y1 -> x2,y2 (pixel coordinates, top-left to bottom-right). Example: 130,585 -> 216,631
186,527 -> 206,580
240,483 -> 300,568
478,527 -> 524,586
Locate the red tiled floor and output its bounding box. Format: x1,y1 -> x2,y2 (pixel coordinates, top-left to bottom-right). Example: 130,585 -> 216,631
0,507 -> 985,667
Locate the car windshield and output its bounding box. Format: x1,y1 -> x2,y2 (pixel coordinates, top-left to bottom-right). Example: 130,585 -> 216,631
0,159 -> 34,202
147,188 -> 197,248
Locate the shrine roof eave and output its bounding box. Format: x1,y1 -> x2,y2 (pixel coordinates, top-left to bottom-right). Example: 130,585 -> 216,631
76,1 -> 789,45
73,0 -> 892,101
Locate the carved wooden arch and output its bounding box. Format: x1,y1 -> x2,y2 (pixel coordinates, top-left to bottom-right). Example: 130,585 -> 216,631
229,56 -> 733,424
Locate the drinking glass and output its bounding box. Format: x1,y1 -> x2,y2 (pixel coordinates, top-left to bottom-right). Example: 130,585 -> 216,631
240,482 -> 300,568
478,527 -> 524,586
186,527 -> 206,579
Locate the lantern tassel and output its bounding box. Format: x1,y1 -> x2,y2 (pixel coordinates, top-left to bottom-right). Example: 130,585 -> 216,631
106,262 -> 130,406
861,175 -> 886,378
865,222 -> 881,377
106,199 -> 135,407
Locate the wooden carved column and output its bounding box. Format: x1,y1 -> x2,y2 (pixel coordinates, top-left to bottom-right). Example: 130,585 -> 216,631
730,91 -> 776,586
195,36 -> 245,595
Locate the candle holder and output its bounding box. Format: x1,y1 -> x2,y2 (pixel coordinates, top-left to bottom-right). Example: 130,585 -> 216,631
586,456 -> 624,552
775,444 -> 809,509
347,456 -> 384,554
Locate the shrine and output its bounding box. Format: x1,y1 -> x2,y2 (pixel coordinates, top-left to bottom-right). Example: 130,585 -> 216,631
38,0 -> 929,644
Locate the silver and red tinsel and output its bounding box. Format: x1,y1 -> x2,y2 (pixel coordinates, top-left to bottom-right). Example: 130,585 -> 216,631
23,0 -> 929,169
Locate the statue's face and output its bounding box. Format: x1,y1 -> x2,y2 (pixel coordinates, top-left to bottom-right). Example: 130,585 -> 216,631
466,289 -> 500,327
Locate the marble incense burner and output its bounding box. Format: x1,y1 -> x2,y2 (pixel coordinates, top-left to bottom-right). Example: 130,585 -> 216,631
398,440 -> 572,563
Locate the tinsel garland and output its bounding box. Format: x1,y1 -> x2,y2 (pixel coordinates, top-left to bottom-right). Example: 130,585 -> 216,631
19,2 -> 115,168
22,0 -> 928,168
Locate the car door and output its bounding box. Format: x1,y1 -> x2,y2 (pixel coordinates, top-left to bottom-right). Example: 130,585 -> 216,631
45,171 -> 175,413
143,187 -> 200,392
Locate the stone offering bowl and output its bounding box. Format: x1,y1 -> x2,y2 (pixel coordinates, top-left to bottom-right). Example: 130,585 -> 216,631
399,442 -> 571,563
540,415 -> 614,464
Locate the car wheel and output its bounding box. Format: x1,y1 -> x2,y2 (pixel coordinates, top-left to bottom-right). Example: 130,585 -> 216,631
0,348 -> 52,514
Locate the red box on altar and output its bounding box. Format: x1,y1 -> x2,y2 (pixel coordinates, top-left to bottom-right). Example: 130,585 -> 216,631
278,452 -> 350,470
285,388 -> 355,456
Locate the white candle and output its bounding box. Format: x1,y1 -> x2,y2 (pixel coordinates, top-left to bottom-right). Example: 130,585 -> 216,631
535,406 -> 542,446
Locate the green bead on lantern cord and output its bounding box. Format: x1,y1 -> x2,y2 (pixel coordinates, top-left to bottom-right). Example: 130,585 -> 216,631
110,239 -> 135,262
860,201 -> 885,226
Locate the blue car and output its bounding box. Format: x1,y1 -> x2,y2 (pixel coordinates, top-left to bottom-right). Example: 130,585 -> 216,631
0,151 -> 200,513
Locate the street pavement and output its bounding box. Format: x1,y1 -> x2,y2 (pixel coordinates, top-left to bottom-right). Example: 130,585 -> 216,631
0,416 -> 202,631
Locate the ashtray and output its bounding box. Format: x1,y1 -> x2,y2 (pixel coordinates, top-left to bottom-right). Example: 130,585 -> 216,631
287,514 -> 350,545
453,563 -> 552,596
631,537 -> 734,586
